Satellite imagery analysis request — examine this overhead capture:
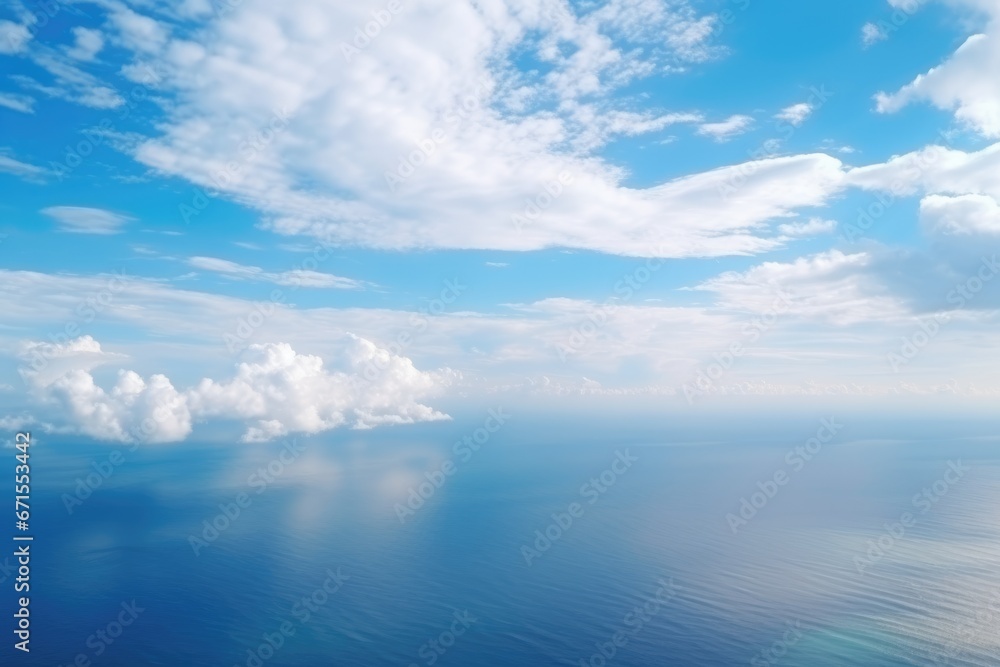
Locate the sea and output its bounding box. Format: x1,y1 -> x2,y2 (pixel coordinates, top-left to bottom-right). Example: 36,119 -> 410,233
4,403 -> 1000,666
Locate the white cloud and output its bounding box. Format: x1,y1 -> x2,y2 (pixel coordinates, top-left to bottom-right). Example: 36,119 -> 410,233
875,4 -> 1000,137
774,102 -> 813,127
17,336 -> 452,443
0,415 -> 43,432
568,108 -> 704,152
777,218 -> 837,237
528,0 -> 723,104
65,27 -> 104,61
589,0 -> 722,65
0,20 -> 31,54
847,142 -> 1000,200
85,0 -> 849,259
3,266 -> 1000,402
861,22 -> 888,47
0,152 -> 48,181
109,6 -> 170,54
696,114 -> 754,141
41,206 -> 134,234
188,337 -> 452,440
174,0 -> 215,20
188,256 -> 366,289
0,92 -> 35,114
18,336 -> 126,388
695,250 -> 909,325
12,49 -> 125,110
24,365 -> 192,445
920,193 -> 1000,235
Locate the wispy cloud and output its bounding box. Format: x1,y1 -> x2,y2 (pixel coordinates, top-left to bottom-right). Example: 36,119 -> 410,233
777,218 -> 838,237
13,47 -> 124,109
862,22 -> 888,47
697,114 -> 754,141
0,92 -> 35,114
0,151 -> 49,182
65,27 -> 104,61
775,102 -> 814,127
42,206 -> 134,234
188,256 -> 367,290
0,20 -> 31,55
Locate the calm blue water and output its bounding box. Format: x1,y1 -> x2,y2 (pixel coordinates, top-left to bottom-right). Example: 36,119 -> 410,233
4,409 -> 1000,666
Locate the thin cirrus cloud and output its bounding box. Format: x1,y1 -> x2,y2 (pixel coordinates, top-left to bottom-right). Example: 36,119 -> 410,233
0,152 -> 49,181
0,92 -> 35,113
187,256 -> 368,290
41,206 -> 134,234
9,30 -> 125,110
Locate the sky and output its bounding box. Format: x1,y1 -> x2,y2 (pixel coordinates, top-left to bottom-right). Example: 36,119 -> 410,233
1,0 -> 999,444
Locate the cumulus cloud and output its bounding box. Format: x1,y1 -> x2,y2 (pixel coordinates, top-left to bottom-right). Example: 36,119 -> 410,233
921,193 -> 1000,235
42,206 -> 134,234
16,336 -> 452,443
189,337 -> 452,441
696,114 -> 754,141
917,193 -> 1000,281
875,2 -> 1000,137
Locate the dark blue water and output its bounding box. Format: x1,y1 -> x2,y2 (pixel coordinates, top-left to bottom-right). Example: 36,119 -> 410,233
4,410 -> 1000,666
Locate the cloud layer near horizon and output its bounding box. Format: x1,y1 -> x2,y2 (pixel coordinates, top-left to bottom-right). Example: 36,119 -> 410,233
17,336 -> 452,443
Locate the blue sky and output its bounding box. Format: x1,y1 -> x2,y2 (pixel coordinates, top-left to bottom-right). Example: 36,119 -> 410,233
1,0 -> 999,444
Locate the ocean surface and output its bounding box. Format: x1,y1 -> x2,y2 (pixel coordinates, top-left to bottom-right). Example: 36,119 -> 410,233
5,408 -> 1000,666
